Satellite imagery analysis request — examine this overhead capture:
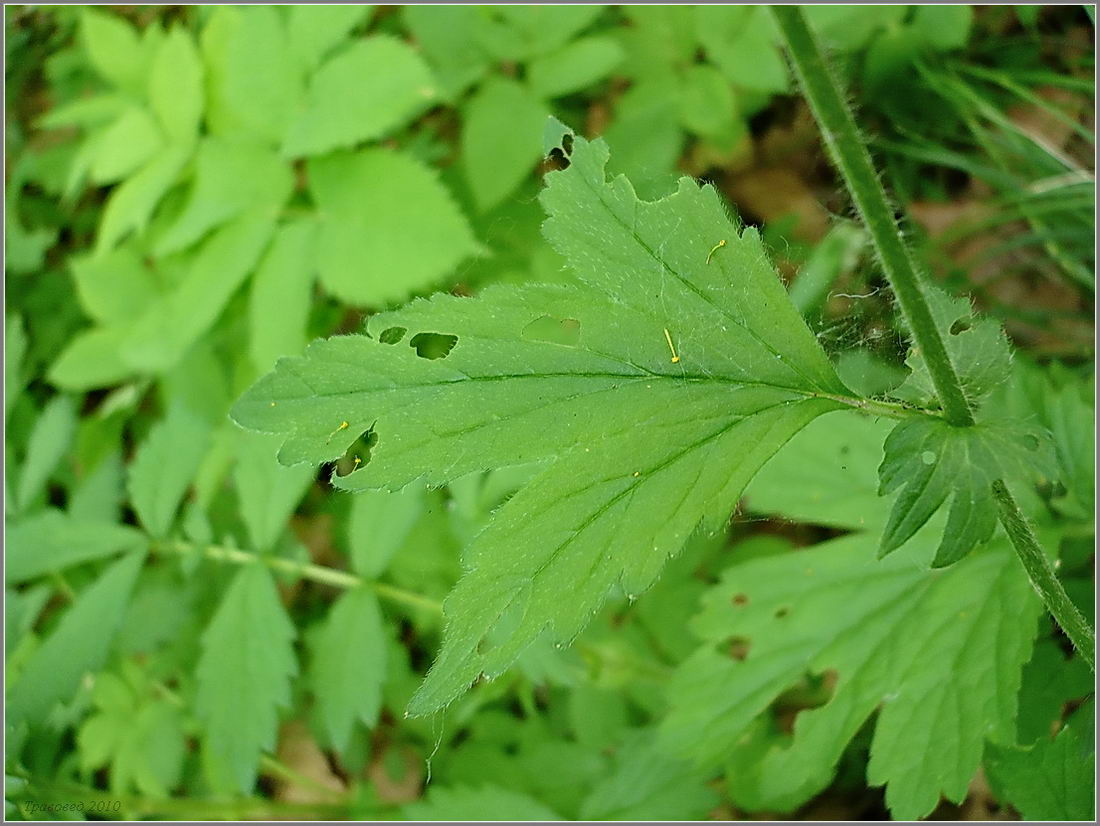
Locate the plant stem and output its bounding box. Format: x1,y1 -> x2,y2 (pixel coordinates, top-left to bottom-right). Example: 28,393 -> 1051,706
771,6 -> 974,427
810,390 -> 920,420
992,481 -> 1095,670
775,7 -> 1095,670
154,539 -> 444,615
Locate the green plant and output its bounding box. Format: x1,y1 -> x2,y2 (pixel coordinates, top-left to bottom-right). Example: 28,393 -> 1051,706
6,5 -> 1094,822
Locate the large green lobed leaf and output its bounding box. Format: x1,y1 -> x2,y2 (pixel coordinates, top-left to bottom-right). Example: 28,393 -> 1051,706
233,124 -> 858,715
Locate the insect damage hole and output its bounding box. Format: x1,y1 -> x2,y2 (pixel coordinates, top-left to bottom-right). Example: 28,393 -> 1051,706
334,428 -> 378,477
521,315 -> 581,347
410,332 -> 458,360
728,636 -> 752,661
949,317 -> 972,336
379,326 -> 407,344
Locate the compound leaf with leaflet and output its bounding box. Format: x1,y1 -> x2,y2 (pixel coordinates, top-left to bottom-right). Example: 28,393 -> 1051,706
195,562 -> 297,793
310,587 -> 387,752
878,416 -> 1054,566
8,552 -> 145,729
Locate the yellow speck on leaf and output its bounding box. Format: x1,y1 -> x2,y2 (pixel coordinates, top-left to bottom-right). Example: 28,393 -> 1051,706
663,328 -> 681,364
706,239 -> 727,265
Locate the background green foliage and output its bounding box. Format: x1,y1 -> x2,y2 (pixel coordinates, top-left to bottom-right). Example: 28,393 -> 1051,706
5,5 -> 1094,821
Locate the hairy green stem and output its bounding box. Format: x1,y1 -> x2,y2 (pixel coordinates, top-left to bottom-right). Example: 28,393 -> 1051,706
154,539 -> 444,615
775,7 -> 1095,669
992,481 -> 1095,670
771,6 -> 974,427
810,391 -> 919,420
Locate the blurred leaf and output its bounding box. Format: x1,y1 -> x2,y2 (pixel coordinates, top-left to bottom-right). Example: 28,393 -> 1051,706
88,107 -> 164,185
1014,638 -> 1093,745
5,585 -> 50,652
77,665 -> 186,796
8,551 -> 145,728
679,64 -> 740,141
348,486 -> 425,578
662,530 -> 1042,820
581,730 -> 719,820
911,5 -> 973,51
1044,380 -> 1095,518
70,245 -> 160,325
148,26 -> 203,144
986,703 -> 1095,820
155,138 -> 292,257
39,93 -> 130,131
5,314 -> 28,417
203,6 -> 301,145
788,222 -> 866,317
480,6 -> 602,61
527,36 -> 624,100
233,432 -> 314,552
310,148 -> 479,305
248,220 -> 317,371
616,6 -> 696,80
283,36 -> 435,158
69,449 -> 126,523
287,5 -> 374,73
310,587 -> 386,751
603,78 -> 683,199
863,26 -> 924,101
695,6 -> 788,95
95,143 -> 190,255
48,326 -> 134,392
15,395 -> 78,513
833,349 -> 906,399
195,562 -> 297,793
803,5 -> 907,51
127,403 -> 211,538
80,8 -> 147,95
7,509 -> 146,584
462,77 -> 549,212
568,683 -> 629,752
121,208 -> 276,372
403,785 -> 562,821
403,5 -> 491,98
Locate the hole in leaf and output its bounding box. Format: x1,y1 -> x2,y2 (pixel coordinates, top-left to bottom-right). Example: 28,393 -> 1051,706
521,315 -> 581,347
1024,434 -> 1039,451
949,317 -> 972,336
776,669 -> 837,733
921,450 -> 936,466
728,636 -> 751,661
379,326 -> 406,345
334,428 -> 377,477
732,593 -> 749,607
410,332 -> 457,360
